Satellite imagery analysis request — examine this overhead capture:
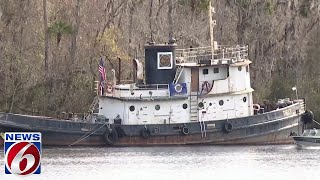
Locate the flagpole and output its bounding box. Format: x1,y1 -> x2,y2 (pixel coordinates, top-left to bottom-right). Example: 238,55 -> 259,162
208,0 -> 214,61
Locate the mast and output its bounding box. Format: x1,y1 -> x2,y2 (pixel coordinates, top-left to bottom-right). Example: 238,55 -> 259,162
208,0 -> 216,62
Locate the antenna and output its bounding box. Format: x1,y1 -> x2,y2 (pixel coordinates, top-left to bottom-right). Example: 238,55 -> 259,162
208,1 -> 216,62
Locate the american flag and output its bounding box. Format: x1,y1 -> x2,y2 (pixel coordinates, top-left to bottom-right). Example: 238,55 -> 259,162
99,57 -> 106,95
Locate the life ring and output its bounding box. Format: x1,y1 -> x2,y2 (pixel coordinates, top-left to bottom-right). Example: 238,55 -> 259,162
181,126 -> 190,135
141,127 -> 151,139
106,82 -> 113,94
253,104 -> 260,114
104,127 -> 118,145
174,84 -> 183,93
223,121 -> 233,133
301,110 -> 314,124
253,104 -> 260,111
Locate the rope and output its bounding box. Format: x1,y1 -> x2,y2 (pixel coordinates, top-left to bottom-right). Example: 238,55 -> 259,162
70,123 -> 101,144
313,119 -> 320,126
68,123 -> 107,146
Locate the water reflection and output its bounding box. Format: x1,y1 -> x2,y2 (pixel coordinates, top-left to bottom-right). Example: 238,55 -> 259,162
0,145 -> 319,180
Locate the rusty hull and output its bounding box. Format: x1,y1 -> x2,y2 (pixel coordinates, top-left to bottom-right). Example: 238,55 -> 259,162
0,102 -> 304,146
114,121 -> 298,146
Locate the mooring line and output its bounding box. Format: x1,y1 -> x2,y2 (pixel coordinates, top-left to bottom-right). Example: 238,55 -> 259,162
69,123 -> 107,146
313,119 -> 320,126
72,123 -> 101,144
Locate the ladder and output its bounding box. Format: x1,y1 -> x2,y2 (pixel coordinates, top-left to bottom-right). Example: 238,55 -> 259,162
88,96 -> 99,112
173,57 -> 186,84
173,65 -> 184,84
85,96 -> 99,120
199,117 -> 207,138
190,92 -> 198,122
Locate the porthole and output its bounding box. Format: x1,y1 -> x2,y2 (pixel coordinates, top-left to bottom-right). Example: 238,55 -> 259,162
243,97 -> 247,102
219,100 -> 224,106
209,103 -> 212,106
155,105 -> 160,111
198,102 -> 204,108
129,106 -> 135,112
182,103 -> 188,109
238,66 -> 242,71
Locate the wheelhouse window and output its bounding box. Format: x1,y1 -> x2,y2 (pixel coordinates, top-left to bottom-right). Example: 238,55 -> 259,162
157,52 -> 173,69
203,69 -> 209,75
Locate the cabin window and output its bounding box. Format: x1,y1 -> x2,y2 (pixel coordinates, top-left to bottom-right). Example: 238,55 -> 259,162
214,68 -> 219,73
155,105 -> 160,111
238,66 -> 242,71
219,100 -> 224,106
243,97 -> 247,102
182,103 -> 188,109
203,69 -> 209,75
209,103 -> 212,106
129,106 -> 135,112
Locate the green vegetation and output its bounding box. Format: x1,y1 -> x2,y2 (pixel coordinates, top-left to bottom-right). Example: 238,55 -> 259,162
48,20 -> 73,46
178,0 -> 210,12
239,0 -> 250,9
265,1 -> 275,15
299,0 -> 311,17
267,74 -> 295,102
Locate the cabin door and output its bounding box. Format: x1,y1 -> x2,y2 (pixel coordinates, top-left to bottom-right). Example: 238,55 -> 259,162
191,68 -> 199,92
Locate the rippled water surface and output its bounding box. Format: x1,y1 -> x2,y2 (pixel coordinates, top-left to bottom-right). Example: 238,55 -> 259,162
0,145 -> 319,180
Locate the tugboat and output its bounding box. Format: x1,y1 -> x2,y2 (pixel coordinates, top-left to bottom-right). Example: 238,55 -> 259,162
0,3 -> 314,146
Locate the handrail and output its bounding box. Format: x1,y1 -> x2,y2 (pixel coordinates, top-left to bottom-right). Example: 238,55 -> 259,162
176,45 -> 249,64
108,84 -> 171,99
132,84 -> 169,90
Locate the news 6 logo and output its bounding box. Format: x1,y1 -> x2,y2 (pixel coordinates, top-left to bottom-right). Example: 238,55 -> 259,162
4,132 -> 41,175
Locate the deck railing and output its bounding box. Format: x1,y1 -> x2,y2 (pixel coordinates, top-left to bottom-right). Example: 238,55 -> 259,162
176,45 -> 249,64
110,84 -> 171,99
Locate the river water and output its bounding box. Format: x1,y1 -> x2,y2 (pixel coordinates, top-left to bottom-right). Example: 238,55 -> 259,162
0,145 -> 319,180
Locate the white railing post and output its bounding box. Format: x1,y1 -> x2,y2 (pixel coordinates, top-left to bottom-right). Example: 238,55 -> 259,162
222,48 -> 225,60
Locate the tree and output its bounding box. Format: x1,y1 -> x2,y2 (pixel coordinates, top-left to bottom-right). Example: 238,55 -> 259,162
168,0 -> 174,40
43,0 -> 49,71
48,20 -> 73,47
70,0 -> 81,65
